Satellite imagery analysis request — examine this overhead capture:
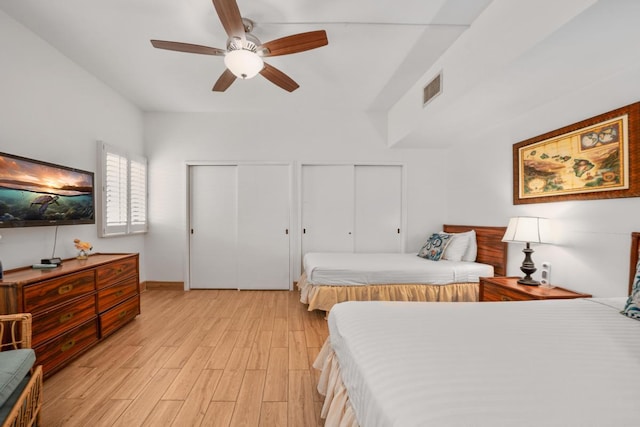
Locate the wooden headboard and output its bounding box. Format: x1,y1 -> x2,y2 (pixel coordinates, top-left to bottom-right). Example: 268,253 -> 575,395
443,224 -> 508,277
629,232 -> 640,295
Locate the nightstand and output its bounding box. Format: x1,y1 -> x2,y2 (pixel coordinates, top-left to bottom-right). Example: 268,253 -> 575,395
479,276 -> 591,302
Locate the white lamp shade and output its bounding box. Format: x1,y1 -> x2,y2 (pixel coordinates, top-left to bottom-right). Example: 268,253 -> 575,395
502,217 -> 552,244
224,50 -> 264,79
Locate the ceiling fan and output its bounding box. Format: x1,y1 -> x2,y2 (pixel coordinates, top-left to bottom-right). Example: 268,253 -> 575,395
151,0 -> 328,92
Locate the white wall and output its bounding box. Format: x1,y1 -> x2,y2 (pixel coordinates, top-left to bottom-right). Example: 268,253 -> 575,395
387,0 -> 599,147
143,111 -> 446,283
445,58 -> 640,298
0,11 -> 146,277
384,0 -> 640,298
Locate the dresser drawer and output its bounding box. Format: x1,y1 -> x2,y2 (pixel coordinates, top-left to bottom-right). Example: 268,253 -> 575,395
96,257 -> 137,289
32,294 -> 97,347
97,276 -> 138,313
99,296 -> 140,338
34,319 -> 98,375
24,270 -> 95,313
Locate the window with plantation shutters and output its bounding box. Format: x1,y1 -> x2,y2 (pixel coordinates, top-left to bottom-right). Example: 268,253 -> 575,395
129,155 -> 147,233
99,142 -> 148,236
105,150 -> 128,234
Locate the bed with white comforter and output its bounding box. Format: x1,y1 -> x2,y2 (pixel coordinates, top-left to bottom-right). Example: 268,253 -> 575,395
298,253 -> 494,312
297,225 -> 508,312
315,298 -> 640,426
303,252 -> 493,286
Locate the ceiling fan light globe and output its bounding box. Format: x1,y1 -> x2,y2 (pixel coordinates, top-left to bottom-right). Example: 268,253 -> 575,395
224,50 -> 264,79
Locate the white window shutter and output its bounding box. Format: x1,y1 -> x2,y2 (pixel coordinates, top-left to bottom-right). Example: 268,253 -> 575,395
98,142 -> 147,237
129,154 -> 147,233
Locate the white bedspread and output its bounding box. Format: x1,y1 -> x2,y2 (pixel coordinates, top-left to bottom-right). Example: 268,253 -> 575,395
303,252 -> 493,285
327,298 -> 640,426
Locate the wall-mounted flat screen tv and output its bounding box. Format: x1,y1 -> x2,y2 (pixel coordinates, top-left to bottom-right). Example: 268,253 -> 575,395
0,152 -> 95,228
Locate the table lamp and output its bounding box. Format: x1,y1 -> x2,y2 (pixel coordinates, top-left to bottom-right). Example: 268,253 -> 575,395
502,217 -> 552,286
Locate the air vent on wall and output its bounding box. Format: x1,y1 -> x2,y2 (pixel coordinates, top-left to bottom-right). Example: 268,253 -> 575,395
423,72 -> 442,107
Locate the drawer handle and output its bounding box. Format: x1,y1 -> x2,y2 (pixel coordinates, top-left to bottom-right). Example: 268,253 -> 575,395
61,339 -> 76,352
117,268 -> 124,274
115,290 -> 124,297
501,296 -> 512,301
58,284 -> 74,295
59,312 -> 74,324
118,310 -> 129,319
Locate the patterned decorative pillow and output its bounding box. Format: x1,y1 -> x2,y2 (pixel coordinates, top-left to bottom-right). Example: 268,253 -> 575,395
417,233 -> 453,261
622,259 -> 640,320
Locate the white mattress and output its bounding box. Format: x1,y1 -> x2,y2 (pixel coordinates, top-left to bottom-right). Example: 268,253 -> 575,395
327,298 -> 640,426
303,252 -> 494,285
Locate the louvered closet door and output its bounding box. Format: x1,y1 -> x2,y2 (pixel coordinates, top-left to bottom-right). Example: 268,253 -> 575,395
237,164 -> 290,290
301,165 -> 355,255
189,165 -> 238,289
354,165 -> 402,253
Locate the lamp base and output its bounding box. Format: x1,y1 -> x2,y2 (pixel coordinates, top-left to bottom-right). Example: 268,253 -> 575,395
517,277 -> 540,286
518,242 -> 539,286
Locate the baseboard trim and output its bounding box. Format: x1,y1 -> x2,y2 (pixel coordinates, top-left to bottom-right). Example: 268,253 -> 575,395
142,281 -> 184,291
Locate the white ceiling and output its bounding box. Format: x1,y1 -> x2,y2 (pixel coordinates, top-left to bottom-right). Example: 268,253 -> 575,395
0,0 -> 492,113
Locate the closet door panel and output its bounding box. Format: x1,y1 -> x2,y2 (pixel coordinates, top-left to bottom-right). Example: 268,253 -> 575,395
354,165 -> 403,253
301,165 -> 354,255
237,165 -> 290,290
189,165 -> 237,289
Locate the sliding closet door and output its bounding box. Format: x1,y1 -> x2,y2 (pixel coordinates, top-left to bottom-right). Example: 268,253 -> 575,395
301,165 -> 355,255
190,164 -> 291,290
189,165 -> 238,289
237,164 -> 290,290
354,165 -> 402,253
301,163 -> 403,262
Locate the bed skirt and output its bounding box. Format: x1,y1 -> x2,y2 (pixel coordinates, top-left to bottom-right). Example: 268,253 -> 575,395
297,273 -> 478,312
314,339 -> 360,427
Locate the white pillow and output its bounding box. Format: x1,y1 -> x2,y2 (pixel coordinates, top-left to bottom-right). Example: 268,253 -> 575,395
462,230 -> 477,262
440,230 -> 477,262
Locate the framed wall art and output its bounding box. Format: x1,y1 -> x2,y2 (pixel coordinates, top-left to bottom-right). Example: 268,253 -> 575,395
513,102 -> 640,204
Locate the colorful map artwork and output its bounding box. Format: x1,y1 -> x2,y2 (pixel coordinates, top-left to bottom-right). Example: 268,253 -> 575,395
519,115 -> 629,198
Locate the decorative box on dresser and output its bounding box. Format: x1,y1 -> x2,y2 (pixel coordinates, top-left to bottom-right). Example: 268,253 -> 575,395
0,253 -> 140,377
479,276 -> 591,302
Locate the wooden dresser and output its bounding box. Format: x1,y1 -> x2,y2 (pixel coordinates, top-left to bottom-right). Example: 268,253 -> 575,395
0,253 -> 140,377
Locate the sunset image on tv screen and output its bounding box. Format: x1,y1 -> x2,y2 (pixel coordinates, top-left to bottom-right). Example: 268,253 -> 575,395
0,153 -> 94,226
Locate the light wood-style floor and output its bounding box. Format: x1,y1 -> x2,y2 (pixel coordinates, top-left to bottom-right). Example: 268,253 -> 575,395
42,289 -> 329,426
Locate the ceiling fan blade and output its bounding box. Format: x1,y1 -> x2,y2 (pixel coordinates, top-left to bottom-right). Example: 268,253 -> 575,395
261,30 -> 328,57
260,63 -> 299,92
212,0 -> 245,39
212,69 -> 237,92
151,40 -> 225,56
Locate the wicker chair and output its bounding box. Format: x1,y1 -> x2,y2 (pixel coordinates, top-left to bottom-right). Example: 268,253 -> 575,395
0,314 -> 43,427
